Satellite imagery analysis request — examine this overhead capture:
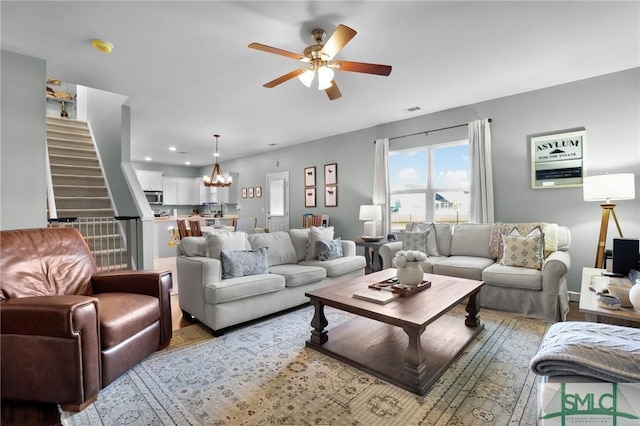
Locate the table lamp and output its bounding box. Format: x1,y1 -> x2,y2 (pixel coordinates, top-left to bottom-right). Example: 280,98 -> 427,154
359,205 -> 382,237
583,173 -> 635,268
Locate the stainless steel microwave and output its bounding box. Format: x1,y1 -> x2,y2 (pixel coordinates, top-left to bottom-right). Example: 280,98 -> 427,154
144,191 -> 163,205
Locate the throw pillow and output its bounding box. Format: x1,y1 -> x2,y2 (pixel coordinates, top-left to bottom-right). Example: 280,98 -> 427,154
220,247 -> 269,279
316,238 -> 343,261
305,226 -> 335,260
410,223 -> 440,256
500,227 -> 545,270
206,231 -> 251,260
400,230 -> 429,255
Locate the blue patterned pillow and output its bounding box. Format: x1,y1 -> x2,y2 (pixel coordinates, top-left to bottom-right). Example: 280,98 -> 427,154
220,247 -> 269,279
316,238 -> 343,261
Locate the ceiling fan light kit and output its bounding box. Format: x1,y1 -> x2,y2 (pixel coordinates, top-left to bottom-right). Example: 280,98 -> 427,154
249,24 -> 392,100
203,134 -> 232,187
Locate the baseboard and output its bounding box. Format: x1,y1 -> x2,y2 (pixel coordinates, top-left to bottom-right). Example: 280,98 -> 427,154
568,291 -> 580,303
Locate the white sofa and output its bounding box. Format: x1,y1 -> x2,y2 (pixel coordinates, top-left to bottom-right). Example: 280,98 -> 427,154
379,222 -> 571,322
177,228 -> 366,334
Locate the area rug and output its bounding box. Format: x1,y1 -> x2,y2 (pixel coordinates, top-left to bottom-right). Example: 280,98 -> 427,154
61,305 -> 550,425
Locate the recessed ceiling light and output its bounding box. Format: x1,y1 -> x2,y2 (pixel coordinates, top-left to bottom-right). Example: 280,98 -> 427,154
179,151 -> 187,155
185,161 -> 191,165
269,143 -> 277,146
145,157 -> 151,161
169,146 -> 177,151
91,39 -> 113,54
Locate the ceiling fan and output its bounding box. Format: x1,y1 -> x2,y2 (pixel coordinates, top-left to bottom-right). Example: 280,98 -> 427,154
248,24 -> 392,100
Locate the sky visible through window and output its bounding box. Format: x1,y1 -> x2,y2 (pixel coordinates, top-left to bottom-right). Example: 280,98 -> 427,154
389,143 -> 469,191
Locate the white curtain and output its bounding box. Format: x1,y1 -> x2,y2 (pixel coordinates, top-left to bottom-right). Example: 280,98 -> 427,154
373,138 -> 390,236
469,119 -> 494,223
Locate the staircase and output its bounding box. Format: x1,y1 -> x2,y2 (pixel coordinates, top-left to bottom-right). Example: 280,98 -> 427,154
46,116 -> 130,271
47,116 -> 114,218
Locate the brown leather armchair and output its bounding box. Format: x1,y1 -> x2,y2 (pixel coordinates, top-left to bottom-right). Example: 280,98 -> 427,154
0,227 -> 172,412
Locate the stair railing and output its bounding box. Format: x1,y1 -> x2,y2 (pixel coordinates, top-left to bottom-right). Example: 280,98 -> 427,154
44,139 -> 58,219
47,216 -> 141,272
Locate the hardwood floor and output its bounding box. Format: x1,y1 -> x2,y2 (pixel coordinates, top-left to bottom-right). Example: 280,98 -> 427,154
1,298 -> 585,425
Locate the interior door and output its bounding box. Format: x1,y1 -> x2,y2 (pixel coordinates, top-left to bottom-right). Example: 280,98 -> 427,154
266,171 -> 289,232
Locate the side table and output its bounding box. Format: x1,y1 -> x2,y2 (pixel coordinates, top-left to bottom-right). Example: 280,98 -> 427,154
578,267 -> 640,328
354,238 -> 388,273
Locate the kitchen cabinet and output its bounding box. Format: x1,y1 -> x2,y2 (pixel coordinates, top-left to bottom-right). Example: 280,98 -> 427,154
177,178 -> 199,205
162,177 -> 200,205
213,172 -> 239,204
200,181 -> 217,204
136,170 -> 163,191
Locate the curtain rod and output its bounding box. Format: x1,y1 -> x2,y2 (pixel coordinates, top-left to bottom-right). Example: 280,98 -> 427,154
386,118 -> 492,142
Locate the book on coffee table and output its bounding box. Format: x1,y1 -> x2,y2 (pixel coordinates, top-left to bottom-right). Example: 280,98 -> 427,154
352,288 -> 400,304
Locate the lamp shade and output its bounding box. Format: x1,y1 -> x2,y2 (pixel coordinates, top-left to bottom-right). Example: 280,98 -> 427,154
583,173 -> 635,202
359,205 -> 382,221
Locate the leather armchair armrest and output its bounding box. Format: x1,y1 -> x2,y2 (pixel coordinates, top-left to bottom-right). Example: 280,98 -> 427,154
1,295 -> 101,405
91,270 -> 173,348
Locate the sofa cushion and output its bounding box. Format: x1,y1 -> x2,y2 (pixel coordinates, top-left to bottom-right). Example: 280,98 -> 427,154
288,228 -> 311,261
204,274 -> 285,304
220,248 -> 269,279
414,256 -> 448,273
269,264 -> 326,287
410,223 -> 440,256
400,230 -> 428,253
305,226 -> 335,260
300,256 -> 366,277
248,231 -> 298,266
432,256 -> 495,281
482,263 -> 542,290
179,236 -> 207,257
449,223 -> 493,258
206,231 -> 251,260
500,228 -> 545,270
489,222 -> 550,260
95,292 -> 160,348
316,238 -> 343,261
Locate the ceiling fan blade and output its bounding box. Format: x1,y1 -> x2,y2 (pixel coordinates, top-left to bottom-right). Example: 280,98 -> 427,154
320,24 -> 357,59
248,42 -> 308,62
325,81 -> 342,100
334,60 -> 392,76
263,68 -> 308,88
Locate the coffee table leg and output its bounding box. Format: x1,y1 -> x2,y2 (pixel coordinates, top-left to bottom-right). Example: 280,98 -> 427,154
310,299 -> 328,345
403,326 -> 427,388
465,290 -> 481,327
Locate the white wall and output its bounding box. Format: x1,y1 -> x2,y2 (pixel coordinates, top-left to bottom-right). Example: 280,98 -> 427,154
1,50 -> 47,230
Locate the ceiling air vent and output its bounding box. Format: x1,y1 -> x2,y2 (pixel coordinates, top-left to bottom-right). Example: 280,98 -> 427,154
402,106 -> 422,113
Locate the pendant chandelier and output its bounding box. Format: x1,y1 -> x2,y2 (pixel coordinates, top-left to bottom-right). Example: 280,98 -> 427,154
203,134 -> 232,187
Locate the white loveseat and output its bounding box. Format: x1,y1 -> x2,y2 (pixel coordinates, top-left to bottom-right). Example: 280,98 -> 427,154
379,222 -> 571,322
177,228 -> 366,334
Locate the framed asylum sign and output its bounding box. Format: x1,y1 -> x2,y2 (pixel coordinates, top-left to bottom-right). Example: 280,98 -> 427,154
531,130 -> 585,189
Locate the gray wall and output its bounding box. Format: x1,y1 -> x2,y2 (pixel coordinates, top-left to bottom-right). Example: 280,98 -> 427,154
1,50 -> 47,230
84,87 -> 138,217
211,68 -> 640,292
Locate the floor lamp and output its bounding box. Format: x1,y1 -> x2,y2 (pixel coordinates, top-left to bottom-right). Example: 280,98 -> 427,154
583,173 -> 636,268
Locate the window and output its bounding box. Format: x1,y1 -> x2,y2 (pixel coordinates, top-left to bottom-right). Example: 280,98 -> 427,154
389,141 -> 470,230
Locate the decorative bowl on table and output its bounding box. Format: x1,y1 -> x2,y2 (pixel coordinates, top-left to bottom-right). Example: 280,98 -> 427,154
361,236 -> 384,242
607,282 -> 633,308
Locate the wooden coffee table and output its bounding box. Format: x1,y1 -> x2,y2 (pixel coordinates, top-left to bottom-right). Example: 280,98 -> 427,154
305,268 -> 484,395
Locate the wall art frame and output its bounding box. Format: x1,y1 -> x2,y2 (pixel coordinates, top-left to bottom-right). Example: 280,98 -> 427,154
531,129 -> 586,189
255,186 -> 262,198
324,163 -> 337,185
305,187 -> 316,208
248,187 -> 254,198
325,186 -> 337,207
304,166 -> 316,187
